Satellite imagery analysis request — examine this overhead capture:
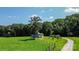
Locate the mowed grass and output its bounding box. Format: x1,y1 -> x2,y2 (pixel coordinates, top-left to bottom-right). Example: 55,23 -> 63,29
69,37 -> 79,51
0,36 -> 67,51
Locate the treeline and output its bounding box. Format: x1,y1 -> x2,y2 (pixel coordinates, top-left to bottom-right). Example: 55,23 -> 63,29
0,13 -> 79,37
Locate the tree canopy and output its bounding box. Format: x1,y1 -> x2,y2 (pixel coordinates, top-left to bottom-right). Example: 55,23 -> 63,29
0,13 -> 79,37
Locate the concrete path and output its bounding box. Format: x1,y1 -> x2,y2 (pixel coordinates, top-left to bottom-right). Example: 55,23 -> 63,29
61,38 -> 74,51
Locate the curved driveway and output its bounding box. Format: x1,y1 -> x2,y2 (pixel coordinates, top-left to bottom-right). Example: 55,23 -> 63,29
61,38 -> 74,51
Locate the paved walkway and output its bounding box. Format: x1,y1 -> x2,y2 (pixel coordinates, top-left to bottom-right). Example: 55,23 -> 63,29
61,38 -> 74,51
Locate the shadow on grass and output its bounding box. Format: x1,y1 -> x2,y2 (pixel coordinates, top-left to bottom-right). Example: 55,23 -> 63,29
20,38 -> 35,41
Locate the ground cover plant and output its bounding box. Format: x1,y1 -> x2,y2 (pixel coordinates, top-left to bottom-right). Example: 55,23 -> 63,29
0,36 -> 66,51
69,37 -> 79,51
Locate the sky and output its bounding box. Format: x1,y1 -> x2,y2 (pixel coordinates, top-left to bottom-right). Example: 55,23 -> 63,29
0,7 -> 79,25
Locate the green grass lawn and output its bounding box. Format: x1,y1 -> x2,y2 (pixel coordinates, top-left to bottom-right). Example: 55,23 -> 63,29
69,37 -> 79,51
0,36 -> 67,51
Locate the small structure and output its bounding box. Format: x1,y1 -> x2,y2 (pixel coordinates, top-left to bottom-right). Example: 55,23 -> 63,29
32,32 -> 43,39
55,34 -> 61,38
50,34 -> 61,39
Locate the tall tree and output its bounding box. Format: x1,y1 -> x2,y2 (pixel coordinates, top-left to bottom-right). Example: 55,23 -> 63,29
42,22 -> 53,36
30,16 -> 42,34
52,18 -> 65,36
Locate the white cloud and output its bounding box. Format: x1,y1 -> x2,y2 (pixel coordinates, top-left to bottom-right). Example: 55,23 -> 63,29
49,16 -> 54,19
28,14 -> 42,20
65,7 -> 79,13
30,14 -> 43,18
31,14 -> 38,17
8,16 -> 12,18
8,16 -> 18,18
